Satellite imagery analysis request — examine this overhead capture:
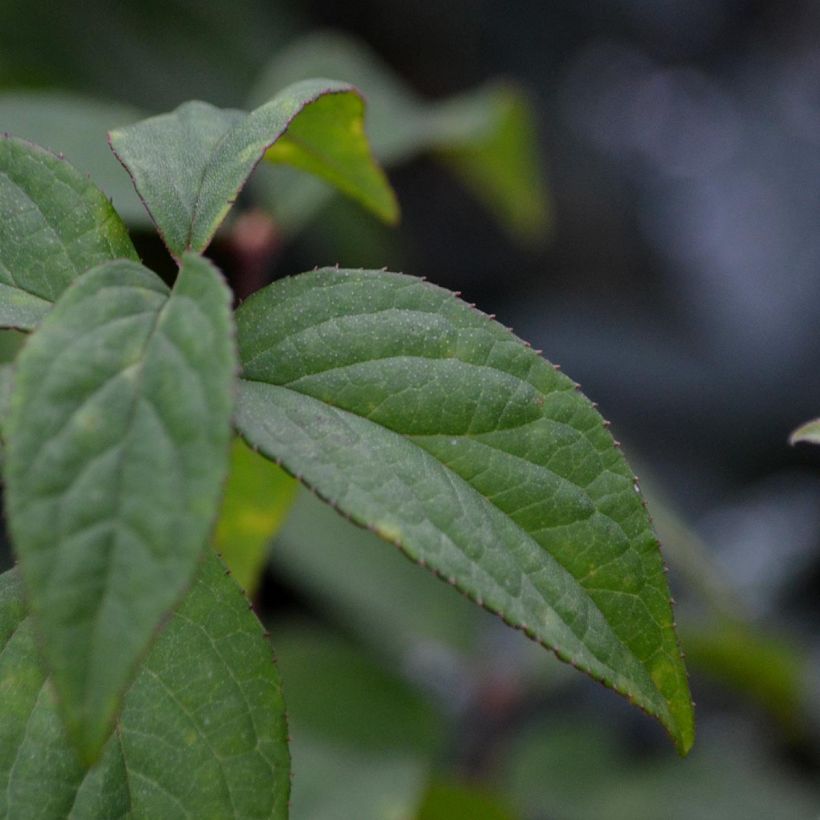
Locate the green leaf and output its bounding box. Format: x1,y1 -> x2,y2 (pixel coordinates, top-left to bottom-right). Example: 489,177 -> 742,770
4,253 -> 237,761
682,620 -> 807,732
214,438 -> 298,595
0,554 -> 290,819
233,268 -> 694,754
0,92 -> 148,226
250,32 -> 550,241
789,417 -> 820,445
271,622 -> 444,755
288,736 -> 426,820
272,490 -> 484,658
109,79 -> 397,258
417,779 -> 519,820
0,136 -> 138,330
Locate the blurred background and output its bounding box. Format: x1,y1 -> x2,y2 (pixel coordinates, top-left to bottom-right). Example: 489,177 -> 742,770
1,0 -> 819,817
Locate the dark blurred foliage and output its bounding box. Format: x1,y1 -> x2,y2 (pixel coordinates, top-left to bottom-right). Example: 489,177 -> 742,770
1,1 -> 819,817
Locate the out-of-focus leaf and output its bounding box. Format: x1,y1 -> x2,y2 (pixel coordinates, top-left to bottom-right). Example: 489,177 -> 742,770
0,92 -> 147,224
214,438 -> 298,594
790,418 -> 820,445
249,31 -> 550,242
682,620 -> 806,731
5,255 -> 236,761
289,736 -> 426,820
0,0 -> 300,111
502,715 -> 820,820
0,136 -> 137,330
271,622 -> 445,754
109,79 -> 397,258
0,554 -> 290,818
417,780 -> 519,820
272,491 -> 482,657
234,267 -> 694,754
638,474 -> 745,620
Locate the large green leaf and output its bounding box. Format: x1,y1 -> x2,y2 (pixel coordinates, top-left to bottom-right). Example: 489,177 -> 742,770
0,553 -> 290,819
4,253 -> 237,761
249,31 -> 550,242
0,136 -> 137,330
0,92 -> 147,226
109,79 -> 397,259
214,437 -> 298,595
233,268 -> 694,754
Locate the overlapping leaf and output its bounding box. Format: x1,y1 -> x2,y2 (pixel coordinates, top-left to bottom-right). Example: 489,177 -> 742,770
250,31 -> 550,241
0,554 -> 290,819
4,254 -> 237,761
109,79 -> 397,258
233,268 -> 694,753
0,136 -> 137,330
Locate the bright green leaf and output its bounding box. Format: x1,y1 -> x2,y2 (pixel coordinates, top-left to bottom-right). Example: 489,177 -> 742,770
789,417 -> 820,445
233,268 -> 694,754
0,136 -> 138,330
109,79 -> 397,258
214,438 -> 298,595
4,253 -> 237,761
0,553 -> 290,819
250,32 -> 550,242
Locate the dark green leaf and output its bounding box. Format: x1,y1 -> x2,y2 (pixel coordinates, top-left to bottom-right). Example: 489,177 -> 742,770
109,79 -> 397,258
4,254 -> 237,761
234,268 -> 694,754
0,554 -> 290,818
0,136 -> 137,330
214,438 -> 298,595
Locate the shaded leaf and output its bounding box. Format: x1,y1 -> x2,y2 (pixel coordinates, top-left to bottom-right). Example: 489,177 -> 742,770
0,136 -> 137,330
272,490 -> 483,657
214,437 -> 298,595
272,622 -> 445,755
4,254 -> 236,761
0,92 -> 147,225
233,267 -> 694,754
682,620 -> 806,732
250,31 -> 550,241
790,417 -> 820,445
109,79 -> 397,258
289,736 -> 426,820
0,553 -> 290,819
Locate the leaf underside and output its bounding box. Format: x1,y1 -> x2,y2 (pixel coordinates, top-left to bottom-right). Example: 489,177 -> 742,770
4,254 -> 237,761
233,268 -> 694,754
0,136 -> 137,330
0,554 -> 290,819
108,78 -> 397,258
